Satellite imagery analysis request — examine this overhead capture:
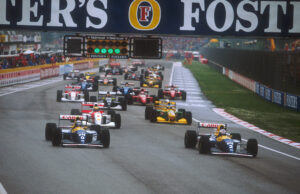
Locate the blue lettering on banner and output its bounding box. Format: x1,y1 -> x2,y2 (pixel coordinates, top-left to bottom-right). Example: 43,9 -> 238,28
273,90 -> 283,105
259,85 -> 265,97
265,87 -> 272,101
285,93 -> 298,109
255,82 -> 260,94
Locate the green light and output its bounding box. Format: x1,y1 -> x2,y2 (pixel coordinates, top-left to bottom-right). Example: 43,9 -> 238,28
115,48 -> 120,54
108,48 -> 114,54
94,48 -> 100,53
101,48 -> 107,54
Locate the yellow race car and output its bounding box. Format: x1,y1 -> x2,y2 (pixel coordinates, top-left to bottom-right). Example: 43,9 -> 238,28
140,78 -> 162,88
145,101 -> 192,125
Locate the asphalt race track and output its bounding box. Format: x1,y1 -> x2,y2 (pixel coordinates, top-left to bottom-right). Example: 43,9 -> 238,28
0,60 -> 299,194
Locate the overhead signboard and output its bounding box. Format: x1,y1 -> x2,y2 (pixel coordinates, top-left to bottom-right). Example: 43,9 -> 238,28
1,0 -> 300,37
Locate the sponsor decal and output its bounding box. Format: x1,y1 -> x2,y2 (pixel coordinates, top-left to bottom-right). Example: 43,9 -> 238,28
129,0 -> 161,31
60,115 -> 85,120
199,123 -> 223,128
285,94 -> 298,109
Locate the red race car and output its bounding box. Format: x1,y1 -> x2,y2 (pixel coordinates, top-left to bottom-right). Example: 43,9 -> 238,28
127,89 -> 157,105
158,85 -> 186,100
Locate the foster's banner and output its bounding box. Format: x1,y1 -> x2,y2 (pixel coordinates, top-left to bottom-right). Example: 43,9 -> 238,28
1,0 -> 300,37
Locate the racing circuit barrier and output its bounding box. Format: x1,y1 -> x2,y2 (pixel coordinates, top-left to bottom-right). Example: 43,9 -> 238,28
0,59 -> 100,87
203,57 -> 300,112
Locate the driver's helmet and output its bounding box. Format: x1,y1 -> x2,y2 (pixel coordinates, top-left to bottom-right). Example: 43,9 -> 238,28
106,91 -> 111,97
93,104 -> 100,111
74,118 -> 82,127
125,82 -> 129,86
218,125 -> 226,135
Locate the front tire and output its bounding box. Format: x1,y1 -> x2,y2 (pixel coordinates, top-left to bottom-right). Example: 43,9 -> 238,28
247,139 -> 258,157
56,90 -> 62,102
45,123 -> 57,141
52,128 -> 62,147
114,114 -> 121,129
198,136 -> 211,154
100,129 -> 110,148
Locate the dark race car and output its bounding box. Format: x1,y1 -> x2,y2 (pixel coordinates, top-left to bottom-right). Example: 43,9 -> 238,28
158,85 -> 186,100
124,72 -> 143,81
184,122 -> 258,157
45,115 -> 110,148
89,91 -> 127,111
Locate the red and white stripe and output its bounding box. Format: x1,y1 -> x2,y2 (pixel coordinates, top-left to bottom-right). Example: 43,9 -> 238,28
213,108 -> 300,149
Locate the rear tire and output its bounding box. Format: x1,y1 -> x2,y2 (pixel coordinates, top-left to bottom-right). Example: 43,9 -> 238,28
247,139 -> 258,157
150,110 -> 158,122
84,91 -> 89,102
113,78 -> 117,86
185,111 -> 192,125
198,136 -> 211,154
158,89 -> 164,99
52,128 -> 62,147
100,129 -> 110,148
184,130 -> 197,148
56,90 -> 62,102
145,106 -> 153,120
45,123 -> 56,141
181,91 -> 186,101
114,114 -> 121,129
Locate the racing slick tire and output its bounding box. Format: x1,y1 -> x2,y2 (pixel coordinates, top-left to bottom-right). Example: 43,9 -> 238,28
231,133 -> 242,141
178,109 -> 186,117
84,91 -> 89,102
56,90 -> 62,102
52,128 -> 62,147
112,86 -> 118,92
113,78 -> 117,86
150,110 -> 158,123
185,111 -> 192,125
45,123 -> 57,141
181,91 -> 187,101
114,114 -> 121,129
160,74 -> 164,81
184,130 -> 197,148
63,73 -> 67,80
119,69 -> 123,75
247,139 -> 258,157
108,110 -> 116,121
90,96 -> 97,102
198,136 -> 211,154
145,106 -> 153,120
139,75 -> 143,81
124,73 -> 128,80
99,67 -> 104,72
100,129 -> 110,148
71,109 -> 81,115
141,69 -> 144,74
140,81 -> 144,87
92,83 -> 98,92
158,89 -> 164,99
158,82 -> 162,88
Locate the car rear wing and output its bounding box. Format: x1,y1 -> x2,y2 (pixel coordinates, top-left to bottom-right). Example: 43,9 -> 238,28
198,122 -> 227,129
59,115 -> 87,121
99,91 -> 117,96
65,85 -> 81,90
100,74 -> 112,78
165,85 -> 177,88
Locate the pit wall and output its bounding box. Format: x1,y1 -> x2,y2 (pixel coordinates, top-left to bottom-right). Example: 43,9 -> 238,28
206,59 -> 300,112
0,59 -> 101,87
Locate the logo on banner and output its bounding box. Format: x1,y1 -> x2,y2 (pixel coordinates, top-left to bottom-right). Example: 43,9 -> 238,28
129,0 -> 161,31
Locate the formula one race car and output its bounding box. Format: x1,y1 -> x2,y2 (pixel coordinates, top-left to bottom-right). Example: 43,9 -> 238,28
140,78 -> 162,88
147,101 -> 192,125
151,64 -> 164,71
132,60 -> 145,67
124,72 -> 143,81
70,102 -> 121,129
158,85 -> 186,100
78,72 -> 98,82
57,85 -> 89,102
45,115 -> 110,148
126,89 -> 157,105
98,75 -> 117,86
90,91 -> 127,111
184,122 -> 258,157
106,67 -> 123,75
99,65 -> 112,73
63,70 -> 83,80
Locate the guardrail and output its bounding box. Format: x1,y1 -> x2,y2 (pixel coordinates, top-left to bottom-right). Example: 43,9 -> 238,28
0,59 -> 101,87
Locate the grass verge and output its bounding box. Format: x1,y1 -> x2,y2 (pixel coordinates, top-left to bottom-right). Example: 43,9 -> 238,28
185,61 -> 300,142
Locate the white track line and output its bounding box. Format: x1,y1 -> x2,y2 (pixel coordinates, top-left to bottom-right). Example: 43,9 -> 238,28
0,183 -> 8,194
192,117 -> 300,161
